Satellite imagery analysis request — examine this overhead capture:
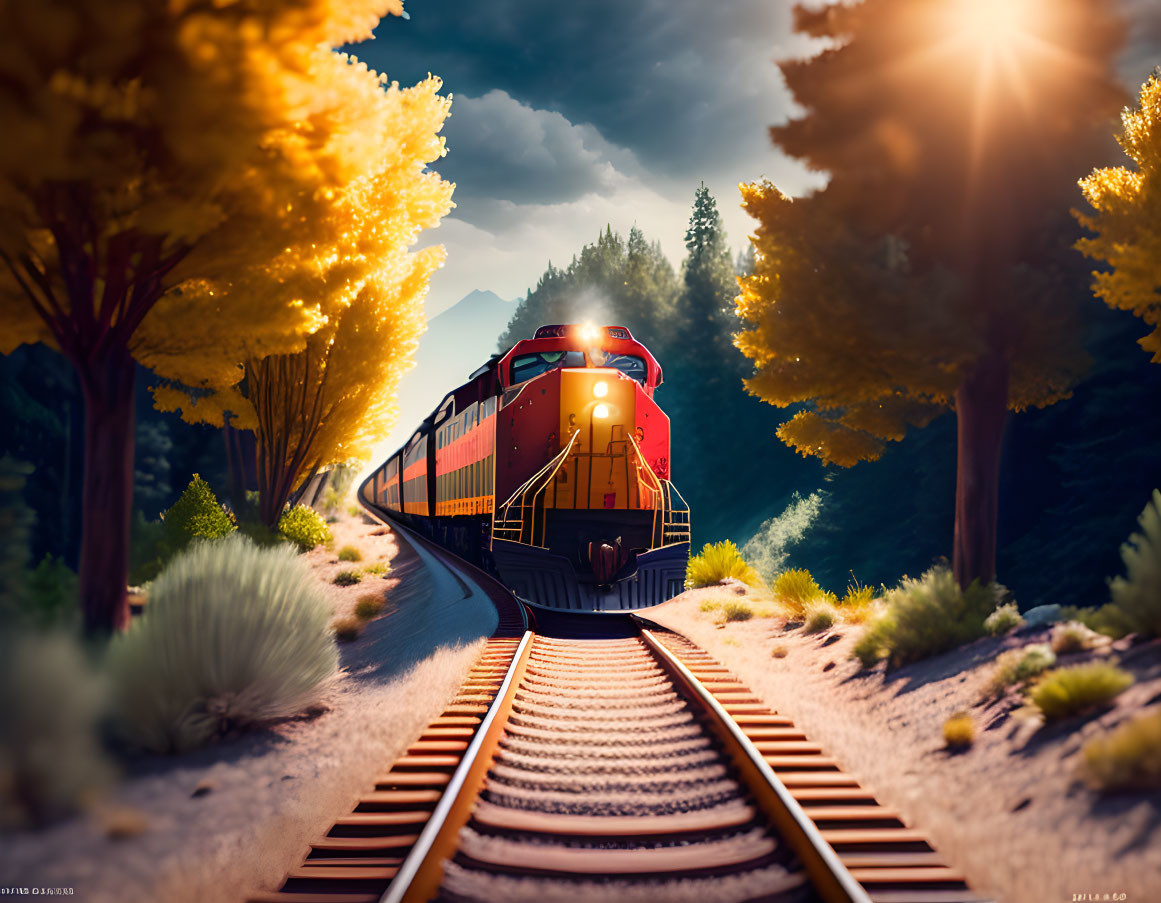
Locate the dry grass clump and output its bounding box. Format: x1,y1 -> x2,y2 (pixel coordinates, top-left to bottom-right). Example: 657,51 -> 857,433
333,569 -> 361,586
700,598 -> 721,613
985,644 -> 1056,698
1059,603 -> 1135,639
773,568 -> 824,617
1050,620 -> 1104,655
107,536 -> 339,753
337,545 -> 362,562
720,600 -> 753,622
0,631 -> 115,827
685,541 -> 762,589
354,593 -> 386,620
1028,661 -> 1134,721
835,584 -> 876,623
1110,488 -> 1161,638
332,616 -> 362,642
1081,709 -> 1161,792
361,561 -> 389,577
985,602 -> 1024,636
771,644 -> 788,658
943,711 -> 975,749
852,566 -> 996,669
804,601 -> 837,634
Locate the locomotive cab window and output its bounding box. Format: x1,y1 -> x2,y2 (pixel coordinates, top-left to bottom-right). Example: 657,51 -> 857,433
512,351 -> 585,384
589,350 -> 647,385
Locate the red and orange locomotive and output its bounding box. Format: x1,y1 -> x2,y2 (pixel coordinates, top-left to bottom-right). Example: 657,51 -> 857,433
359,324 -> 690,611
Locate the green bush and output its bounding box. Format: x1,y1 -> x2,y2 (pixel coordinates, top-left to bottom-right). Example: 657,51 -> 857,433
685,541 -> 762,589
985,643 -> 1056,697
1,631 -> 114,826
984,602 -> 1024,636
1059,603 -> 1135,640
128,510 -> 166,585
278,504 -> 332,552
1109,488 -> 1161,638
106,536 -> 338,753
361,561 -> 389,577
851,566 -> 996,668
721,600 -> 753,622
354,594 -> 386,620
14,555 -> 78,630
333,569 -> 361,586
804,602 -> 837,634
773,568 -> 824,616
337,545 -> 362,562
1029,661 -> 1134,721
1081,710 -> 1161,792
163,475 -> 236,552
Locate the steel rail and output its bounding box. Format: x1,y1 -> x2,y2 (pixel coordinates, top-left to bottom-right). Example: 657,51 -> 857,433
380,629 -> 534,903
639,626 -> 873,903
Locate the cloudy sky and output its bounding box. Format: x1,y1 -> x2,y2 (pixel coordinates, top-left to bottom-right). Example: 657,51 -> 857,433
352,1 -> 1160,318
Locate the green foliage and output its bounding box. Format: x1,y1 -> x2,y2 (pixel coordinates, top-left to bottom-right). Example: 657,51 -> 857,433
21,555 -> 78,630
354,593 -> 386,620
1029,661 -> 1134,721
943,712 -> 975,750
128,510 -> 166,585
337,545 -> 362,562
106,536 -> 338,753
278,504 -> 332,552
804,602 -> 837,634
163,474 -> 236,552
347,504 -> 364,518
984,602 -> 1024,636
1059,603 -> 1135,640
721,600 -> 753,622
1081,710 -> 1161,792
851,566 -> 995,668
333,569 -> 361,586
685,541 -> 762,589
332,616 -> 361,642
0,631 -> 114,827
985,644 -> 1057,697
1109,488 -> 1161,637
361,561 -> 389,577
773,568 -> 825,616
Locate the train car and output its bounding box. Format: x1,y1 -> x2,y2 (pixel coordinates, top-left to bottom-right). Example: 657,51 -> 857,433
358,323 -> 690,611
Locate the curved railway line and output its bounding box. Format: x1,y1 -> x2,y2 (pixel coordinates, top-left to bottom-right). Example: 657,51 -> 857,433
248,511 -> 988,903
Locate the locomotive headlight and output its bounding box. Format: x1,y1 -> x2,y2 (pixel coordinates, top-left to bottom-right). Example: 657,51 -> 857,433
593,403 -> 610,419
593,381 -> 609,399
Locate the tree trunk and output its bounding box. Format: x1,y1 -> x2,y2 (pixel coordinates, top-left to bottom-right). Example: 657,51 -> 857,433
952,347 -> 1009,588
77,346 -> 136,635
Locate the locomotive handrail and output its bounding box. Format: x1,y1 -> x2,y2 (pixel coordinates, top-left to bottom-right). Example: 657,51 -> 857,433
493,431 -> 580,546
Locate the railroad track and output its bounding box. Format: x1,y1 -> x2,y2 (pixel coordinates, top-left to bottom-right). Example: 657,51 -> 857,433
249,515 -> 987,903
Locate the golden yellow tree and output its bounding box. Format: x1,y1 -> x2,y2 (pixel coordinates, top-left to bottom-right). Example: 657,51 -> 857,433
0,0 -> 447,633
736,0 -> 1124,588
1076,71 -> 1161,362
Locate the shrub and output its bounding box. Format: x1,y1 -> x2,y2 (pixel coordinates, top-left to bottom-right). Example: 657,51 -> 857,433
699,599 -> 722,613
18,555 -> 78,630
333,569 -> 362,586
163,475 -> 236,552
354,593 -> 386,620
839,584 -> 875,608
347,504 -> 364,518
854,566 -> 995,668
0,631 -> 114,827
985,644 -> 1056,697
279,504 -> 332,552
686,541 -> 762,589
332,616 -> 362,642
361,562 -> 389,577
106,536 -> 338,753
804,602 -> 837,634
721,600 -> 753,622
773,568 -> 824,616
985,602 -> 1024,636
1081,710 -> 1161,792
1028,661 -> 1134,721
337,545 -> 363,562
1060,603 -> 1135,640
943,712 -> 975,749
128,510 -> 167,585
1050,621 -> 1103,655
1110,488 -> 1161,638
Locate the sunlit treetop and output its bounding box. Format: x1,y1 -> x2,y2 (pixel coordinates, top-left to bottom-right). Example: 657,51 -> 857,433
1076,72 -> 1161,363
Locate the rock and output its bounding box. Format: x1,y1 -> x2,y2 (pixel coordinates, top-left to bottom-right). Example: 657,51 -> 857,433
191,780 -> 216,799
1022,604 -> 1063,627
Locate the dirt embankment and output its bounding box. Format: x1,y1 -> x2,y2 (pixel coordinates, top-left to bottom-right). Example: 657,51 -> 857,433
0,513 -> 494,903
648,584 -> 1161,903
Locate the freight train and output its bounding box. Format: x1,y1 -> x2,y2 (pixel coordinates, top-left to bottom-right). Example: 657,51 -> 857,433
357,323 -> 690,611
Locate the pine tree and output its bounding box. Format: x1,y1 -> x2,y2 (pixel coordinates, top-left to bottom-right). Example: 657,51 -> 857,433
736,0 -> 1125,587
1076,70 -> 1161,363
0,0 -> 451,632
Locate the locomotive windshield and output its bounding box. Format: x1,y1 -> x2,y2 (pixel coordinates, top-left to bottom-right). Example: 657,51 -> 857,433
589,349 -> 647,385
512,350 -> 586,384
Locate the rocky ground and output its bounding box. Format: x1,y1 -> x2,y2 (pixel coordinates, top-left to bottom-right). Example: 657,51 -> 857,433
646,583 -> 1161,903
0,511 -> 495,903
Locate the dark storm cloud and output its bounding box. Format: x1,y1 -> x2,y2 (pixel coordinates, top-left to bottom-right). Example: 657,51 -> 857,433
354,0 -> 806,193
